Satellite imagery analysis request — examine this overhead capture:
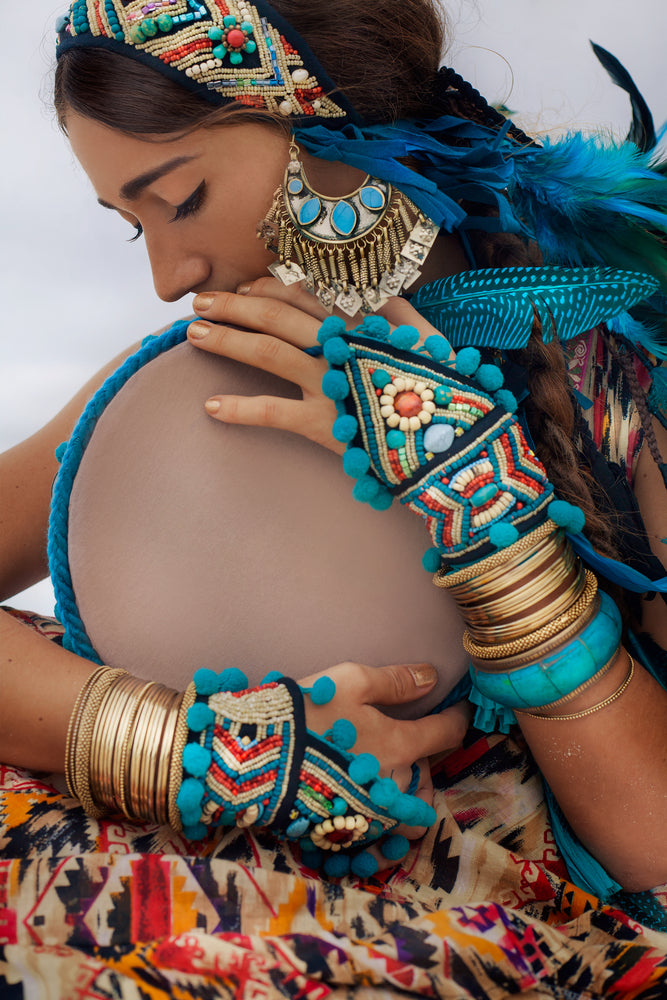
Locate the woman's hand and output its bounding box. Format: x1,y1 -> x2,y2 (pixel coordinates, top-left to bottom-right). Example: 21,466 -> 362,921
186,279 -> 450,453
298,660 -> 470,861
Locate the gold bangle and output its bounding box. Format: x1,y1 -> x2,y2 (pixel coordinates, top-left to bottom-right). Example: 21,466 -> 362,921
435,520 -> 558,589
516,655 -> 635,721
168,683 -> 197,831
65,665 -> 110,799
464,570 -> 598,659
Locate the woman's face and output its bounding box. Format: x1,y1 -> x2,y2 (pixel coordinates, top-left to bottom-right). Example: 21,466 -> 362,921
66,114 -> 291,302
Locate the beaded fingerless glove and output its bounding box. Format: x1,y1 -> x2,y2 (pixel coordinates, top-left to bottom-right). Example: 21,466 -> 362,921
173,668 -> 431,877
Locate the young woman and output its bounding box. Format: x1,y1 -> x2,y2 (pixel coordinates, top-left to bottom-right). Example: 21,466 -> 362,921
1,0 -> 667,946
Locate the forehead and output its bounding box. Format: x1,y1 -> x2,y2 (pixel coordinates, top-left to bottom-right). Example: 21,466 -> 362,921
66,113 -> 201,189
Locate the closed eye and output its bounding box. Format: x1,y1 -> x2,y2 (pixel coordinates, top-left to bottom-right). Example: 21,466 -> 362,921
170,180 -> 207,223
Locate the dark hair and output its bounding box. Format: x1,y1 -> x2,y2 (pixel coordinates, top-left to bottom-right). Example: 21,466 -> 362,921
53,0 -> 618,562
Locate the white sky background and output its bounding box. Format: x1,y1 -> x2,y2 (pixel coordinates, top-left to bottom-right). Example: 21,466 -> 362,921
2,0 -> 666,615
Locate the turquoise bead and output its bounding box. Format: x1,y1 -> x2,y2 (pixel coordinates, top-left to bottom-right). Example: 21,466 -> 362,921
212,44 -> 226,59
157,14 -> 173,31
434,386 -> 452,406
386,429 -> 406,449
287,178 -> 303,195
142,18 -> 157,36
360,185 -> 385,211
209,27 -> 223,40
286,816 -> 310,838
298,197 -> 322,226
223,15 -> 237,26
371,369 -> 389,388
245,40 -> 257,53
331,200 -> 358,237
471,483 -> 497,506
241,21 -> 254,33
230,52 -> 243,65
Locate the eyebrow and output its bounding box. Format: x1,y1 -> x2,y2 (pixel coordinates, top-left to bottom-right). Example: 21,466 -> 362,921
97,154 -> 198,209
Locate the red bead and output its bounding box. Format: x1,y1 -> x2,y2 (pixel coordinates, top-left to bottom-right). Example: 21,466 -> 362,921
226,28 -> 245,48
394,391 -> 422,418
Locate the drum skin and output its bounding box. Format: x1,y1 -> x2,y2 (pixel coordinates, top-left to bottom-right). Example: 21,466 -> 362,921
65,339 -> 467,717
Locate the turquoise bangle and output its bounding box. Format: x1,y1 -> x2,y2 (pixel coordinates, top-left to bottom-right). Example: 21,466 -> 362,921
469,591 -> 622,710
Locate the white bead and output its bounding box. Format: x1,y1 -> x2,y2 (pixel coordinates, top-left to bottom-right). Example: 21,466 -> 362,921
399,416 -> 410,432
333,815 -> 346,830
387,413 -> 400,428
383,384 -> 398,396
404,379 -> 415,390
279,100 -> 293,116
414,382 -> 427,395
322,819 -> 334,833
312,100 -> 322,110
191,64 -> 201,75
419,412 -> 432,425
380,395 -> 395,406
421,389 -> 434,401
380,405 -> 395,418
393,377 -> 407,392
345,816 -> 356,830
206,60 -> 216,70
409,416 -> 421,431
422,401 -> 436,413
185,67 -> 193,77
291,68 -> 309,83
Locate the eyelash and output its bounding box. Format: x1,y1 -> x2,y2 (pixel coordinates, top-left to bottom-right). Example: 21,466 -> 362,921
170,180 -> 207,223
125,181 -> 206,242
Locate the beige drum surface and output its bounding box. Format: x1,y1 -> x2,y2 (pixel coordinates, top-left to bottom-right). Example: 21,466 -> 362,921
67,340 -> 467,717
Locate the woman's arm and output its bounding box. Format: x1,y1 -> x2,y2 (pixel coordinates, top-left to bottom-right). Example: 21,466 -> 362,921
0,342 -> 141,601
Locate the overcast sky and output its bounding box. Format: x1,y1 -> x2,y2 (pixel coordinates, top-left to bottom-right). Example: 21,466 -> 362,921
2,0 -> 665,614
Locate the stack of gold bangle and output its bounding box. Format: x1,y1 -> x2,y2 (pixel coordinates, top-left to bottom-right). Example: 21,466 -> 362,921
435,522 -> 599,670
65,666 -> 187,825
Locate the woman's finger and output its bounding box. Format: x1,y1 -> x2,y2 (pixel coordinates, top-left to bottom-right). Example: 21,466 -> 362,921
188,321 -> 323,389
204,393 -> 343,453
192,290 -> 321,349
236,276 -> 332,322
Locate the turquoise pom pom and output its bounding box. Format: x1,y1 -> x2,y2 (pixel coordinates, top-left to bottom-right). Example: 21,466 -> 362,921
422,547 -> 442,572
351,851 -> 379,877
494,389 -> 518,413
322,370 -> 350,400
371,369 -> 390,388
332,797 -> 348,815
324,854 -> 350,877
330,719 -> 357,750
183,822 -> 207,841
55,441 -> 68,463
317,316 -> 346,343
369,488 -> 393,511
352,476 -> 381,502
349,753 -> 380,784
455,347 -> 481,377
475,364 -> 504,391
187,702 -> 216,732
217,667 -> 248,692
389,325 -> 420,350
176,776 -> 205,813
489,523 -> 519,548
333,415 -> 358,443
381,834 -> 410,860
386,429 -> 406,449
361,315 -> 390,340
261,670 -> 284,684
323,337 -> 351,364
424,334 -> 452,362
182,743 -> 212,778
549,500 -> 586,533
391,794 -> 420,825
193,668 -> 218,696
411,800 -> 437,827
343,448 -> 371,478
370,777 -> 400,809
300,845 -> 323,867
311,676 -> 336,705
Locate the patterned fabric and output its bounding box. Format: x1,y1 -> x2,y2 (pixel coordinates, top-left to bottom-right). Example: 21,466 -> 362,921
564,327 -> 651,486
2,610 -> 667,997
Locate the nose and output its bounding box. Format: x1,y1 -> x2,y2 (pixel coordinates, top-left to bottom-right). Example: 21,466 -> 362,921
145,233 -> 211,303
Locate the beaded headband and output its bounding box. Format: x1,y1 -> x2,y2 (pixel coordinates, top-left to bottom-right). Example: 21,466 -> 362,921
56,0 -> 361,127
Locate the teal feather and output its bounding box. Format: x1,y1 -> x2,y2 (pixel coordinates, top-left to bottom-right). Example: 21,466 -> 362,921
411,266 -> 657,350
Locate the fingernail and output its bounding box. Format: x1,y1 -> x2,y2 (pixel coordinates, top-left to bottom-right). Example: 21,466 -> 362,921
205,398 -> 221,414
188,321 -> 210,339
236,283 -> 252,295
193,294 -> 215,312
408,664 -> 436,687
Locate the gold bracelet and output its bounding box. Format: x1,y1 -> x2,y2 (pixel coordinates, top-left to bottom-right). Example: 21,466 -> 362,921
65,665 -> 110,800
434,521 -> 558,589
464,570 -> 598,659
168,682 -> 197,831
515,655 -> 635,721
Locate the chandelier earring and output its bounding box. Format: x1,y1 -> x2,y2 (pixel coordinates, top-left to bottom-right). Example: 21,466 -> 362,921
257,141 -> 440,316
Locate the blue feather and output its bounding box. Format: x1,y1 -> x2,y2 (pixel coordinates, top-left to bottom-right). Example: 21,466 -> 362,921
411,266 -> 657,350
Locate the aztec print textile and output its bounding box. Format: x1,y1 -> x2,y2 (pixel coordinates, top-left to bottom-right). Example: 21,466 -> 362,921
564,328 -> 651,487
2,609 -> 667,998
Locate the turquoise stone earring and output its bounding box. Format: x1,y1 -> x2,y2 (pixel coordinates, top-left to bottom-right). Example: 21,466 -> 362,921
259,142 -> 440,316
